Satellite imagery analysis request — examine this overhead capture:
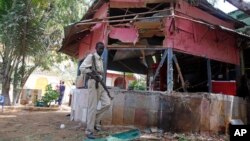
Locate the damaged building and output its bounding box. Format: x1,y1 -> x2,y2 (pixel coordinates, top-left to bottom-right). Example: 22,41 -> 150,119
60,0 -> 250,134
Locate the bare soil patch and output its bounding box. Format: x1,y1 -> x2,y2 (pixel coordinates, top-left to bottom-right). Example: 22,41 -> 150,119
0,109 -> 85,141
0,107 -> 228,141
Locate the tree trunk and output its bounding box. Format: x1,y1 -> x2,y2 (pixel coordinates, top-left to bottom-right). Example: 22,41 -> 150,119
11,0 -> 29,105
1,53 -> 13,105
12,82 -> 19,105
12,64 -> 21,105
2,78 -> 11,105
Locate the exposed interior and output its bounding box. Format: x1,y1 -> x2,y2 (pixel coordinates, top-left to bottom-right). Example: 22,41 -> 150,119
67,0 -> 249,96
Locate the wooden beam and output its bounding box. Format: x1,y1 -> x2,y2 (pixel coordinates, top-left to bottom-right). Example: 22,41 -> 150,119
120,8 -> 135,14
173,55 -> 187,92
149,3 -> 164,12
107,44 -> 163,49
76,9 -> 171,25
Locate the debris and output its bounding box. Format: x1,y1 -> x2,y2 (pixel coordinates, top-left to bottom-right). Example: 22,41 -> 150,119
230,119 -> 244,125
85,129 -> 140,141
150,127 -> 158,133
143,128 -> 151,134
60,124 -> 65,129
140,134 -> 162,140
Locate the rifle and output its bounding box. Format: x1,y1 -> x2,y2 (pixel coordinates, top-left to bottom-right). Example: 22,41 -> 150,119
87,71 -> 113,100
88,54 -> 113,100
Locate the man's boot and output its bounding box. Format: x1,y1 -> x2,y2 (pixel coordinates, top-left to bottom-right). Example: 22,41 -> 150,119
86,130 -> 96,139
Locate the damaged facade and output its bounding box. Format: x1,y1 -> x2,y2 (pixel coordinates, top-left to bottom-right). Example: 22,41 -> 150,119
61,0 -> 250,134
61,0 -> 249,95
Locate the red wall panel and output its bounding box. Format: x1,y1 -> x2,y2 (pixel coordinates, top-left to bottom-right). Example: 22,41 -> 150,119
78,4 -> 109,60
79,34 -> 91,59
110,0 -> 145,8
94,3 -> 108,19
109,26 -> 139,44
175,0 -> 234,29
163,18 -> 240,65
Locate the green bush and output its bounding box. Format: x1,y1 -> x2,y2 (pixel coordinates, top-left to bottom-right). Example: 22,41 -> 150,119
128,80 -> 146,91
40,84 -> 59,107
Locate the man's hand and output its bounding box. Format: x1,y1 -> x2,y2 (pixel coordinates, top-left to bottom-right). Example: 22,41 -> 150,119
82,68 -> 92,73
108,92 -> 114,100
98,74 -> 103,80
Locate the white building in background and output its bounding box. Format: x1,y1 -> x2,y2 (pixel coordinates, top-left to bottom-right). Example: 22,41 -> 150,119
23,70 -> 74,105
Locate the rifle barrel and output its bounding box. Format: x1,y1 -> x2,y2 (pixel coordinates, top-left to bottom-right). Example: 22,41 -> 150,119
87,72 -> 113,100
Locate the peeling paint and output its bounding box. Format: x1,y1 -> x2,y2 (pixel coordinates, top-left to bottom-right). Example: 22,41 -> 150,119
109,26 -> 139,44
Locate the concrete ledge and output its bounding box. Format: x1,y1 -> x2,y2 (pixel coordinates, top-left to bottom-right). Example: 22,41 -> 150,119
72,89 -> 249,134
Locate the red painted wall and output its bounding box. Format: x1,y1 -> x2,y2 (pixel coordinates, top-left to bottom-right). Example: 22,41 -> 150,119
78,0 -> 240,65
163,17 -> 240,65
106,73 -> 136,89
79,34 -> 91,59
110,0 -> 145,8
109,26 -> 139,44
163,0 -> 239,65
78,3 -> 109,60
175,1 -> 234,29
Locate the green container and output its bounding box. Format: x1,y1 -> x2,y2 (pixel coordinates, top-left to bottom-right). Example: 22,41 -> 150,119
84,129 -> 140,141
36,101 -> 45,107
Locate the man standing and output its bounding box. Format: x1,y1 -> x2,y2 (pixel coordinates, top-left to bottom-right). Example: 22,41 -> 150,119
80,42 -> 111,139
58,80 -> 65,106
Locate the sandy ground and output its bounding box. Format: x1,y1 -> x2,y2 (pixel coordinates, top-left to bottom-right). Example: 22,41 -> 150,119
0,106 -> 228,141
0,107 -> 85,141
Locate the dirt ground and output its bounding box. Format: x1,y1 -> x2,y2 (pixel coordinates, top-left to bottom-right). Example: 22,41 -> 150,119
0,106 -> 228,141
0,107 -> 85,141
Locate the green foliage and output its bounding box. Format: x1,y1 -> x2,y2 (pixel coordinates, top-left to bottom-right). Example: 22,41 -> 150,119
40,84 -> 59,106
0,0 -> 85,104
176,134 -> 190,141
128,80 -> 146,91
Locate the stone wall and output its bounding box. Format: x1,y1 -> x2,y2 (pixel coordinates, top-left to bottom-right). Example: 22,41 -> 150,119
71,89 -> 249,134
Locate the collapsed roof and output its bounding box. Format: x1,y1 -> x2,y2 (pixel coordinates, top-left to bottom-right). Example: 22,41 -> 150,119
60,0 -> 247,58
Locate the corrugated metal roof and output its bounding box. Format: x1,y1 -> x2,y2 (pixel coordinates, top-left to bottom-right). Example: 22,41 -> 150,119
226,0 -> 250,15
195,0 -> 245,28
228,9 -> 250,37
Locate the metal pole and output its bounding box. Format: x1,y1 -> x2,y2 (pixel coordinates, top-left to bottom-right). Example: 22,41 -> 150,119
173,55 -> 187,92
240,48 -> 245,75
152,50 -> 168,83
102,48 -> 108,83
235,65 -> 241,89
207,58 -> 212,93
167,48 -> 173,93
123,72 -> 126,89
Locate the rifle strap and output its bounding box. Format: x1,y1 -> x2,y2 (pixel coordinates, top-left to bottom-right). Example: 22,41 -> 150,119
92,54 -> 99,89
92,54 -> 97,71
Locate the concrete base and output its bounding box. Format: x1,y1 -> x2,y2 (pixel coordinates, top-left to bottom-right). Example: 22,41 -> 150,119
71,89 -> 249,134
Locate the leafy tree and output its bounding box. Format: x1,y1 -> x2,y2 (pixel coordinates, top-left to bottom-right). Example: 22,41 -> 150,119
0,0 -> 86,105
40,84 -> 59,107
128,80 -> 146,91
